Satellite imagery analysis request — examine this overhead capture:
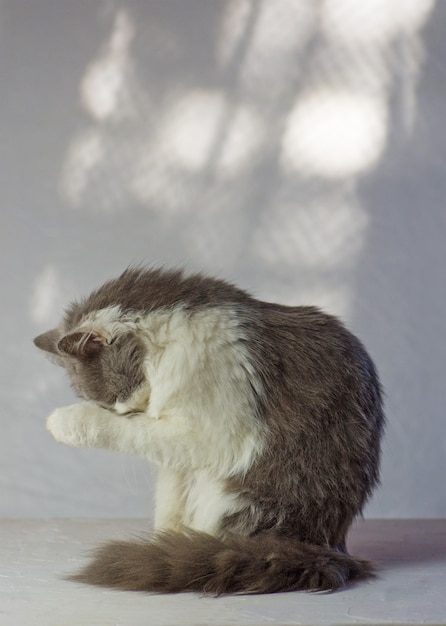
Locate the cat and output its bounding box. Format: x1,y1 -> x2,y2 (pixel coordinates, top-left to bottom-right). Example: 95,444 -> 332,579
34,267 -> 384,595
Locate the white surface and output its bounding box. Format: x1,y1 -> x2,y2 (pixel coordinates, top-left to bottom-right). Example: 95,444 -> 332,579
1,1 -> 446,520
1,518 -> 445,626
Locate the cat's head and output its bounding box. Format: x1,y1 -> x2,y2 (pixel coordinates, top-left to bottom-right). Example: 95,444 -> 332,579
34,310 -> 149,414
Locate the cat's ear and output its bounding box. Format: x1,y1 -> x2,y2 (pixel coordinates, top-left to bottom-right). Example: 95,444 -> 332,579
57,331 -> 108,358
34,329 -> 61,355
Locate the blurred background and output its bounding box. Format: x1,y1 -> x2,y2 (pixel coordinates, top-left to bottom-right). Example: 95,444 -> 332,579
1,0 -> 445,519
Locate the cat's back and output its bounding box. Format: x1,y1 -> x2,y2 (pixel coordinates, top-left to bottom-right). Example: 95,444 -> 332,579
242,298 -> 371,373
240,298 -> 383,429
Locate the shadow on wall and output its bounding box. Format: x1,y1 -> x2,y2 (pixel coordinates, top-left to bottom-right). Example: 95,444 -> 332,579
31,0 -> 435,324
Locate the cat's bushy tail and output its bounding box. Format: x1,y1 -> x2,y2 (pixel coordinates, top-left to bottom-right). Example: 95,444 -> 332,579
70,529 -> 374,595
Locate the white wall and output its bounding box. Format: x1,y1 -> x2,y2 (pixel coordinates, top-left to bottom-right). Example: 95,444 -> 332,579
1,0 -> 444,518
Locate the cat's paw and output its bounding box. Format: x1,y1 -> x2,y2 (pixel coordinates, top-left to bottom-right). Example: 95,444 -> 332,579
46,404 -> 90,448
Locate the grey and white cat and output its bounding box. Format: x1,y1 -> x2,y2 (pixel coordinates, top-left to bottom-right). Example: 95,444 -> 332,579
34,267 -> 384,594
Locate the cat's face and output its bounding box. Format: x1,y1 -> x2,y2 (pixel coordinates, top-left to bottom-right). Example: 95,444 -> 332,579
34,325 -> 148,413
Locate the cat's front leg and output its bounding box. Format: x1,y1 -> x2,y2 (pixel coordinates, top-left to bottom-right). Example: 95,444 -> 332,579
46,402 -> 116,449
46,402 -> 197,468
154,467 -> 188,532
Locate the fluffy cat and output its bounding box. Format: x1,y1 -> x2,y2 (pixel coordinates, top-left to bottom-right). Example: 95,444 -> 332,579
34,267 -> 384,595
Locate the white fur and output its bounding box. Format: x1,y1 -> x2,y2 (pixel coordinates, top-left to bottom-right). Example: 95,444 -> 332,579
47,304 -> 265,534
147,307 -> 264,476
153,467 -> 187,531
77,305 -> 124,342
182,470 -> 244,534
